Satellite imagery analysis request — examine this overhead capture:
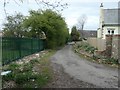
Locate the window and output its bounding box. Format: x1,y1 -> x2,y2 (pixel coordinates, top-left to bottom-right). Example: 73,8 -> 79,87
112,30 -> 114,34
107,28 -> 115,35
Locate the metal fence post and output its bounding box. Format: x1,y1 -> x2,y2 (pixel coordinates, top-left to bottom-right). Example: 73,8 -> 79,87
19,38 -> 21,58
31,38 -> 33,54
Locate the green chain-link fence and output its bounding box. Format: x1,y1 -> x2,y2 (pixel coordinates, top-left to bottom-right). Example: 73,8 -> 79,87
2,37 -> 46,65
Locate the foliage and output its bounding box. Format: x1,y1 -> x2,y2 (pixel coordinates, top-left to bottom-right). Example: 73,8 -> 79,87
76,42 -> 97,54
2,50 -> 55,88
23,9 -> 69,49
2,9 -> 69,49
71,26 -> 80,41
73,42 -> 118,66
3,13 -> 26,37
105,58 -> 118,64
85,46 -> 96,54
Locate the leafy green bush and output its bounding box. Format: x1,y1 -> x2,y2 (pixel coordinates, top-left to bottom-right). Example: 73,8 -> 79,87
85,46 -> 91,52
23,9 -> 69,49
82,44 -> 97,54
83,44 -> 89,48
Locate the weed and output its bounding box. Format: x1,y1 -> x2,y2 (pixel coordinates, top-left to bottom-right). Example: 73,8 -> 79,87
8,63 -> 20,71
29,59 -> 39,65
2,73 -> 15,81
106,58 -> 118,64
14,71 -> 33,84
73,42 -> 118,67
2,50 -> 55,88
22,63 -> 32,72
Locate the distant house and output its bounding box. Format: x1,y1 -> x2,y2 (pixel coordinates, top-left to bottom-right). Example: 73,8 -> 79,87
78,30 -> 97,38
97,3 -> 120,39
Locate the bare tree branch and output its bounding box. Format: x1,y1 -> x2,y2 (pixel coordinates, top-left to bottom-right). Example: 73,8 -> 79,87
4,0 -> 8,17
77,14 -> 87,39
77,14 -> 87,30
13,0 -> 21,6
3,0 -> 68,16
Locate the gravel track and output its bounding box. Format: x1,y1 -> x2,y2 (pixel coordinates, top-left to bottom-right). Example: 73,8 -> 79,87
47,45 -> 118,88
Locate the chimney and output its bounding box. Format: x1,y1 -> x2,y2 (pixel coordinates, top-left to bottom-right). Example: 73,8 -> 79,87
100,3 -> 103,7
99,3 -> 104,38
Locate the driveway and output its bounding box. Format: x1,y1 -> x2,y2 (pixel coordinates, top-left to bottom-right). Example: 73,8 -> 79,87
50,45 -> 118,88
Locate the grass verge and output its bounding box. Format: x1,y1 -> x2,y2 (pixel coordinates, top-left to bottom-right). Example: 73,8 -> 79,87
2,50 -> 56,88
73,42 -> 118,68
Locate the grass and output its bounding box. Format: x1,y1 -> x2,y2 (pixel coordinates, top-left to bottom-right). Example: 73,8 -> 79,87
2,50 -> 56,88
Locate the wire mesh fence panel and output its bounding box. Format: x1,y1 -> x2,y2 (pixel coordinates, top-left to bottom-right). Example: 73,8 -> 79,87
2,37 -> 45,65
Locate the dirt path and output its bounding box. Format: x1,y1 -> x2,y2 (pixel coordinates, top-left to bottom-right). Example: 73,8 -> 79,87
48,45 -> 118,88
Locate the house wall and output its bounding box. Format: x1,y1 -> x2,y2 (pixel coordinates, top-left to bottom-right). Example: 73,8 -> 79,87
88,35 -> 120,60
102,26 -> 120,39
97,5 -> 104,39
97,28 -> 102,38
87,38 -> 97,48
87,38 -> 106,51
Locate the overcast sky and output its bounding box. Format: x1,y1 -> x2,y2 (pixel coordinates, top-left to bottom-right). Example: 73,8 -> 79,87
0,0 -> 119,31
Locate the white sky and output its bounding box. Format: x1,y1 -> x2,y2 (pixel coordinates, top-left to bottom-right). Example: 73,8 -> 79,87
0,0 -> 119,32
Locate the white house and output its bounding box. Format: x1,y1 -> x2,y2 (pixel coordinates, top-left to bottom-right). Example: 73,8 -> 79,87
97,3 -> 120,39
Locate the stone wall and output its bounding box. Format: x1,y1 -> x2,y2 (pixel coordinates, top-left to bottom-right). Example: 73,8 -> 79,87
88,35 -> 119,60
106,35 -> 113,58
106,35 -> 120,60
111,35 -> 120,60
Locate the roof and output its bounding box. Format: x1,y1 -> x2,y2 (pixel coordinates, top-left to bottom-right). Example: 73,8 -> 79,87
78,30 -> 97,38
103,9 -> 120,25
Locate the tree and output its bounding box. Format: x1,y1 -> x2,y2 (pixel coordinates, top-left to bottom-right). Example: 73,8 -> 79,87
3,13 -> 26,37
23,9 -> 69,49
71,26 -> 80,41
77,14 -> 87,39
3,0 -> 68,16
77,14 -> 87,30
